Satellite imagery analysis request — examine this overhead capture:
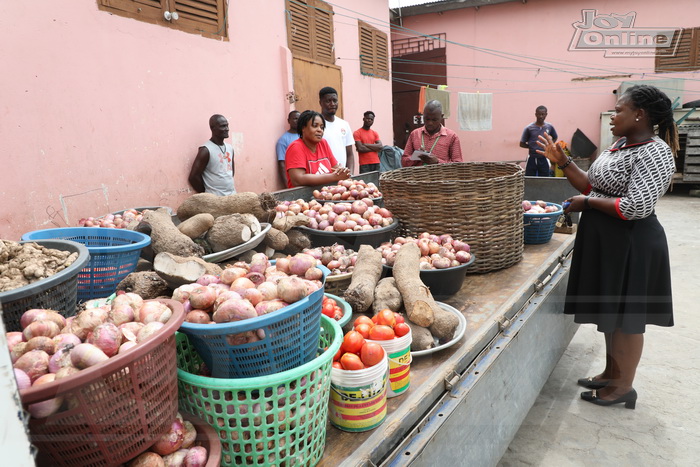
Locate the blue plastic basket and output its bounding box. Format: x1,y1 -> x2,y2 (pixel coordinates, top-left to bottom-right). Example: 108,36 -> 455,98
523,202 -> 563,244
178,266 -> 329,379
20,227 -> 151,301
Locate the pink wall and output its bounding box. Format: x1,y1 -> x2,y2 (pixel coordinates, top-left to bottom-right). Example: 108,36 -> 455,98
0,1 -> 393,240
393,0 -> 700,162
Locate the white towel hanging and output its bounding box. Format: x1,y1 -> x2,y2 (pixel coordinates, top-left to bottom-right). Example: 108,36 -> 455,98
458,92 -> 493,131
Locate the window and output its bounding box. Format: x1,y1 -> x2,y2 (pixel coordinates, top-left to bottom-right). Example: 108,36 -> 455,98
358,21 -> 389,80
97,0 -> 227,40
285,0 -> 335,64
656,27 -> 700,72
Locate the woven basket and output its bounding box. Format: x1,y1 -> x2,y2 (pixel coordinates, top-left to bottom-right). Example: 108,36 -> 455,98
324,271 -> 353,296
380,163 -> 524,273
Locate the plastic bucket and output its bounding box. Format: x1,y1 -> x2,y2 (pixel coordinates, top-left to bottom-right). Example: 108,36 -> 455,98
368,328 -> 412,397
329,351 -> 388,432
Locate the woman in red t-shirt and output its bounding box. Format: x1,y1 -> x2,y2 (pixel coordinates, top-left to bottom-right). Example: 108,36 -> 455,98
285,110 -> 350,188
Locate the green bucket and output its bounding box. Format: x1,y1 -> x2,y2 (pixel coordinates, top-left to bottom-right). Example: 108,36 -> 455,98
176,315 -> 342,467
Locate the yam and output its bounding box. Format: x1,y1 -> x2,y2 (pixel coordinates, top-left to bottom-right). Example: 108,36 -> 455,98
343,245 -> 382,313
392,242 -> 441,328
154,252 -> 223,289
206,215 -> 252,253
116,271 -> 170,299
404,316 -> 436,351
372,277 -> 402,313
272,214 -> 310,233
283,230 -> 311,255
264,228 -> 289,251
177,213 -> 215,239
429,305 -> 460,342
177,192 -> 277,222
141,208 -> 205,258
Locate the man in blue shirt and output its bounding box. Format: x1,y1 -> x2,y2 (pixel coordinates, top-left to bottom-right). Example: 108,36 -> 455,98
276,110 -> 300,185
520,105 -> 558,176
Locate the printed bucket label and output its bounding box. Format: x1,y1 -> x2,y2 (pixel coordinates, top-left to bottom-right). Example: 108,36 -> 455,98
387,346 -> 411,397
329,374 -> 388,432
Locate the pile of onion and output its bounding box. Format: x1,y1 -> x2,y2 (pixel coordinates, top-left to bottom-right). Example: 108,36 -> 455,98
377,232 -> 472,269
523,200 -> 559,214
78,208 -> 145,228
128,412 -> 209,466
9,294 -> 172,419
303,244 -> 357,276
312,179 -> 382,201
276,198 -> 394,232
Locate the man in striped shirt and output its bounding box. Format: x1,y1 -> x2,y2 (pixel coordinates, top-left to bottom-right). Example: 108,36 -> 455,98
402,100 -> 463,167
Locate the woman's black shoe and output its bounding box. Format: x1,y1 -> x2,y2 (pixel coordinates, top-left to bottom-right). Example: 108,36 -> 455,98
580,389 -> 637,409
577,376 -> 609,389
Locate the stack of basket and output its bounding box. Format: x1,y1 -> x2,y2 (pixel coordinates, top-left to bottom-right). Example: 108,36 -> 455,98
176,268 -> 343,466
380,162 -> 524,273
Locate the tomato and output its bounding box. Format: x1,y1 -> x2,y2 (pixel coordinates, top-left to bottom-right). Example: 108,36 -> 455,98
334,306 -> 344,320
334,346 -> 342,362
322,302 -> 336,318
376,309 -> 396,328
355,323 -> 371,339
394,322 -> 410,338
324,297 -> 337,306
369,324 -> 395,340
371,314 -> 380,324
394,313 -> 405,324
332,361 -> 343,370
360,342 -> 384,367
343,330 -> 365,354
353,316 -> 374,328
340,352 -> 365,371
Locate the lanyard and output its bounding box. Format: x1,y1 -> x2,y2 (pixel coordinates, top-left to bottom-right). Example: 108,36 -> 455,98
420,132 -> 441,154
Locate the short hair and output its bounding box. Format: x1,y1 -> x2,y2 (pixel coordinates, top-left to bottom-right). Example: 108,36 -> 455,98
296,110 -> 325,138
364,111 -> 375,118
536,105 -> 548,113
288,110 -> 300,119
424,100 -> 443,114
209,114 -> 225,128
319,87 -> 338,99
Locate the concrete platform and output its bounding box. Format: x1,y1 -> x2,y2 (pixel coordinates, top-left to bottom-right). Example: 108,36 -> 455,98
499,187 -> 700,467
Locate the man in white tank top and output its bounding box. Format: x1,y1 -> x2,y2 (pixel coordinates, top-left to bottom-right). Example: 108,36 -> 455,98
188,114 -> 236,195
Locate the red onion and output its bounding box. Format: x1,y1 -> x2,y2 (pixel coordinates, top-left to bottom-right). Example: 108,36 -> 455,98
136,322 -> 165,343
184,446 -> 208,467
151,417 -> 185,456
28,373 -> 64,418
71,343 -> 109,369
196,274 -> 220,286
6,332 -> 24,350
87,322 -> 122,357
13,368 -> 31,391
14,349 -> 50,382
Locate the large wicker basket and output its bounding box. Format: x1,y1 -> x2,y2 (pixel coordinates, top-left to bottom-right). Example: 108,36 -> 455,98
380,162 -> 524,273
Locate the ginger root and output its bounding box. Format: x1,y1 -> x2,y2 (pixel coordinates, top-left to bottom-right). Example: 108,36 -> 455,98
0,240 -> 78,293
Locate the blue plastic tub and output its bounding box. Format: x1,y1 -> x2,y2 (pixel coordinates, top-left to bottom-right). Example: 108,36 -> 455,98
523,202 -> 563,244
178,266 -> 329,378
21,227 -> 151,301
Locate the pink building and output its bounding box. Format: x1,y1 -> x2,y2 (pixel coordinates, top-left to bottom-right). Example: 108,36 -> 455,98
390,0 -> 700,163
0,0 -> 393,239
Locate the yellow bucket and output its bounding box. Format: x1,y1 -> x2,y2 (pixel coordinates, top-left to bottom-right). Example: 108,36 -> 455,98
329,350 -> 388,432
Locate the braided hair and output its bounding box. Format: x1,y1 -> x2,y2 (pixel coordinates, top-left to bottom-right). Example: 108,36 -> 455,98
623,85 -> 679,155
296,110 -> 325,138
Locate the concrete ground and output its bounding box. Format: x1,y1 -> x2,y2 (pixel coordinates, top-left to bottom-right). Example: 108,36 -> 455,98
499,186 -> 700,467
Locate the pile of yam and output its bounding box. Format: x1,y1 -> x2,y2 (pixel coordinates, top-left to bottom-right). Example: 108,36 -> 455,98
343,242 -> 460,351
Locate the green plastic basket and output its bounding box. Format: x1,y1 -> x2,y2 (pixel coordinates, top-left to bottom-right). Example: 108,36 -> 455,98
176,315 -> 342,467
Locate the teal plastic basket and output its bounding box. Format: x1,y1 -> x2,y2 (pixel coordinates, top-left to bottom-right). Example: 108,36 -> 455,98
523,202 -> 563,244
178,267 -> 329,378
176,315 -> 342,467
20,227 -> 151,301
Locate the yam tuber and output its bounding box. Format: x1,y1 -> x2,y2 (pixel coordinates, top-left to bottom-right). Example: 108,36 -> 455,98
372,277 -> 402,313
141,208 -> 205,258
392,242 -> 442,328
177,213 -> 215,239
177,192 -> 277,222
154,252 -> 223,289
272,214 -> 310,233
404,316 -> 436,351
429,305 -> 460,343
343,245 -> 382,313
264,228 -> 289,251
116,271 -> 170,299
282,229 -> 311,255
206,214 -> 252,252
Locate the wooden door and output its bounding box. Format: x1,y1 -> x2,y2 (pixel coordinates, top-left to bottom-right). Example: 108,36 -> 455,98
292,57 -> 343,117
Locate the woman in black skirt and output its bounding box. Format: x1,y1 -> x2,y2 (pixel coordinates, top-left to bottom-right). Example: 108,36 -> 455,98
538,85 -> 678,409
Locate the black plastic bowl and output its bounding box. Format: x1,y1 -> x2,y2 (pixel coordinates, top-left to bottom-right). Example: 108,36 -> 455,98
381,254 -> 476,299
297,219 -> 399,250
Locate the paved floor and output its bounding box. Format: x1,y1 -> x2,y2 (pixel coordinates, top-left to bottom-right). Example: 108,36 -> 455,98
499,187 -> 700,467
